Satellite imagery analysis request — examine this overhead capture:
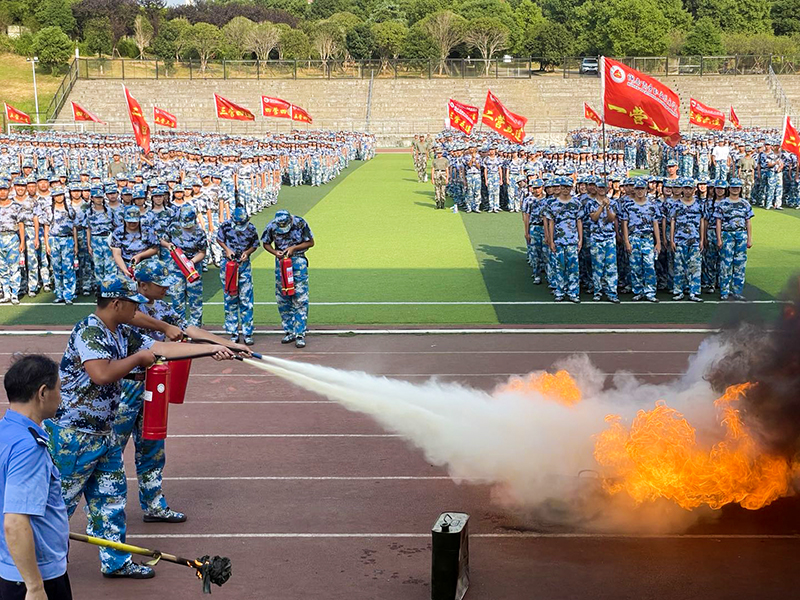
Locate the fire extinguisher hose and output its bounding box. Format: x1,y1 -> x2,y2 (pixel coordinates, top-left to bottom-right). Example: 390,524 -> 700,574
69,532 -> 232,594
184,337 -> 264,361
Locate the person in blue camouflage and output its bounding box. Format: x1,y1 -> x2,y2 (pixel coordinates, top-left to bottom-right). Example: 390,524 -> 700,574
85,187 -> 116,289
41,189 -> 78,305
522,179 -> 546,284
162,205 -> 207,327
70,183 -> 94,296
621,178 -> 661,302
702,180 -> 726,293
141,186 -> 174,262
483,147 -> 503,213
15,180 -> 39,297
110,206 -> 158,278
46,276 -> 235,578
669,178 -> 704,301
584,179 -> 620,303
714,179 -> 754,300
544,176 -> 583,303
217,206 -> 259,345
262,209 -> 315,348
0,180 -> 24,305
465,147 -> 482,213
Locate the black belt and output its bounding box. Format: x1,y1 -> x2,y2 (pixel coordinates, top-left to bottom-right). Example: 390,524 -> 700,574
123,373 -> 146,382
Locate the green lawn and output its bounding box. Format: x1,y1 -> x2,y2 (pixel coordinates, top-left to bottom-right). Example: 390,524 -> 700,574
0,53 -> 64,124
1,153 -> 796,327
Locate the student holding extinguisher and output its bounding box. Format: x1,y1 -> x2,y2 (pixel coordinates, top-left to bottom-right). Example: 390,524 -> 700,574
261,210 -> 314,349
109,206 -> 158,278
161,205 -> 207,328
217,207 -> 259,346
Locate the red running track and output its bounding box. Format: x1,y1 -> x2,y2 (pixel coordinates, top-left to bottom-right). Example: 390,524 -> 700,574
2,331 -> 800,600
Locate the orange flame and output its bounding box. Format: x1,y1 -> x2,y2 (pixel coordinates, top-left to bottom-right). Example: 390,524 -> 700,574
498,370 -> 582,406
594,383 -> 795,510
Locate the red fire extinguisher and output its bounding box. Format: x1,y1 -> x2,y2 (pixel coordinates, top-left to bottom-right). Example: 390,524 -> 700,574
280,257 -> 295,296
170,246 -> 200,283
143,361 -> 171,440
224,259 -> 239,297
167,358 -> 192,405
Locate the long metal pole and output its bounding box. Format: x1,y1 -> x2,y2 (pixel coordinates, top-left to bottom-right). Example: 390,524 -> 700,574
31,59 -> 40,124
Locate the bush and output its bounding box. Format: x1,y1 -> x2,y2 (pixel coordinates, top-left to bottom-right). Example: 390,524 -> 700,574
116,37 -> 139,58
13,32 -> 35,56
32,26 -> 73,74
0,35 -> 14,53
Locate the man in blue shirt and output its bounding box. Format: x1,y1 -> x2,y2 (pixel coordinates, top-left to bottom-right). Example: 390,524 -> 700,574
0,354 -> 71,599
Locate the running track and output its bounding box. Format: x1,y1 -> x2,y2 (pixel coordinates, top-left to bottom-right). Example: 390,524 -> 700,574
2,330 -> 799,600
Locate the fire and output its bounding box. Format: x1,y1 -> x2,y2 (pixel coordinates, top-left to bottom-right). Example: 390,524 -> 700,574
498,370 -> 582,406
594,383 -> 795,510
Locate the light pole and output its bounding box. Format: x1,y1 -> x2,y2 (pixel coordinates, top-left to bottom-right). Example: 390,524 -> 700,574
26,56 -> 39,124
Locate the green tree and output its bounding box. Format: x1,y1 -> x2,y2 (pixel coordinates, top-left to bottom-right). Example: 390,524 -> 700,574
697,0 -> 771,33
369,0 -> 406,22
34,0 -> 76,34
346,22 -> 376,58
133,14 -> 154,59
771,0 -> 800,36
246,21 -> 280,61
464,17 -> 509,73
372,20 -> 407,69
307,0 -> 358,20
577,0 -> 669,56
83,16 -> 113,56
656,0 -> 692,32
312,19 -> 345,61
185,21 -> 221,72
278,28 -> 311,59
401,0 -> 446,25
222,16 -> 256,59
524,19 -> 572,68
539,0 -> 583,35
32,25 -> 73,73
422,10 -> 466,73
511,0 -> 544,53
682,17 -> 723,55
151,16 -> 191,64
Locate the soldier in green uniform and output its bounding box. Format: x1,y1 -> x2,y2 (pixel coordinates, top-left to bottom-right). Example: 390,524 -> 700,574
431,149 -> 450,209
737,146 -> 756,204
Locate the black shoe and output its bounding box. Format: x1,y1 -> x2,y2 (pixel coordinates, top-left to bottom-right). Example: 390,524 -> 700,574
143,508 -> 187,523
103,561 -> 155,579
281,334 -> 295,344
295,336 -> 306,349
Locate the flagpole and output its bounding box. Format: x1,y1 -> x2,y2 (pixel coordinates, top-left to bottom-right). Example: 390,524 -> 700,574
600,57 -> 607,184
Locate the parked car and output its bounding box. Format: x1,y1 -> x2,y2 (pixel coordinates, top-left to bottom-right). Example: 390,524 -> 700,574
580,57 -> 599,75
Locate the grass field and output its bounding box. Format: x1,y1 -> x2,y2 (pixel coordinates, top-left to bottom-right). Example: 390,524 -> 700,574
0,53 -> 64,124
1,153 -> 798,327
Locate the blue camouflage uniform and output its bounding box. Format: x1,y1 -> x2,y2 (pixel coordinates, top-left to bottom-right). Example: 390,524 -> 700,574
71,197 -> 94,295
621,191 -> 659,300
702,193 -> 723,292
670,198 -> 704,298
0,189 -> 22,303
262,210 -> 313,340
46,281 -> 155,575
544,184 -> 582,301
16,194 -> 40,295
217,208 -> 259,341
584,195 -> 619,301
523,184 -> 546,283
85,198 -> 116,288
164,205 -> 207,327
714,191 -> 753,299
465,155 -> 482,212
43,194 -> 78,303
109,210 -> 158,275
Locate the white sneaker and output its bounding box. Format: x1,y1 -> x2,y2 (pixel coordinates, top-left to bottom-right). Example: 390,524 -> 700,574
11,297 -> 19,305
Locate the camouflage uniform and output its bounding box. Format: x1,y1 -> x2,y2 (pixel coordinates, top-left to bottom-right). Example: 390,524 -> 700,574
621,198 -> 659,300
16,195 -> 40,295
544,193 -> 582,301
42,202 -> 78,303
523,192 -> 547,283
163,207 -> 207,327
669,199 -> 704,298
584,197 -> 618,300
217,215 -> 259,340
714,198 -> 753,299
46,310 -> 154,574
0,198 -> 22,302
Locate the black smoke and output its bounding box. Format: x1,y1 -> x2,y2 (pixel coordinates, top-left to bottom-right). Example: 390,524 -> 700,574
706,276 -> 800,458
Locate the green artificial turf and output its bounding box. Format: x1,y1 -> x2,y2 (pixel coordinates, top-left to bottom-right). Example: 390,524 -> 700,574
1,154 -> 796,327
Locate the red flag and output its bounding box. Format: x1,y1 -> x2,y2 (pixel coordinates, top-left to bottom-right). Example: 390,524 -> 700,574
689,98 -> 725,131
601,57 -> 681,146
290,105 -> 312,124
71,101 -> 104,124
4,103 -> 31,125
153,106 -> 177,129
448,98 -> 479,135
781,116 -> 800,158
481,90 -> 526,143
584,102 -> 602,127
262,96 -> 292,119
729,106 -> 741,130
122,85 -> 150,154
214,94 -> 254,121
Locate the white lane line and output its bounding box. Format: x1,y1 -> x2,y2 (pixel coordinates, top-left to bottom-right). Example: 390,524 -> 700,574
0,328 -> 717,336
169,434 -> 402,438
0,350 -> 698,355
125,532 -> 800,540
0,300 -> 783,306
189,372 -> 684,378
127,476 -> 452,482
186,401 -> 332,404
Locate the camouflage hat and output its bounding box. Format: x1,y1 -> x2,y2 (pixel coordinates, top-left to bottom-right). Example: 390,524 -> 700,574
124,206 -> 141,222
99,275 -> 148,304
232,206 -> 249,224
135,260 -> 175,288
274,210 -> 292,234
179,204 -> 197,226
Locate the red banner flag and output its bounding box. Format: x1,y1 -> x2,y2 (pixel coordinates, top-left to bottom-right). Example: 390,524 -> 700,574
262,96 -> 292,119
482,90 -> 526,143
214,94 -> 254,121
601,57 -> 681,146
729,106 -> 741,130
290,104 -> 312,124
153,106 -> 177,129
4,103 -> 31,125
122,85 -> 150,154
689,98 -> 725,131
448,98 -> 479,135
781,116 -> 800,157
71,101 -> 104,124
584,102 -> 602,127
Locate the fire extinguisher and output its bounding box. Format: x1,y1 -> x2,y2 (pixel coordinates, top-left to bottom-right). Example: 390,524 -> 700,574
170,245 -> 200,283
280,257 -> 295,296
143,360 -> 171,440
167,358 -> 192,405
224,255 -> 240,297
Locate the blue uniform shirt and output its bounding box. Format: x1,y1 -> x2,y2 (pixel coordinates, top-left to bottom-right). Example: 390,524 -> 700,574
545,197 -> 582,247
670,199 -> 704,243
583,198 -> 616,241
261,217 -> 313,257
622,199 -> 660,237
216,221 -> 259,256
713,199 -> 754,232
0,410 -> 69,582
